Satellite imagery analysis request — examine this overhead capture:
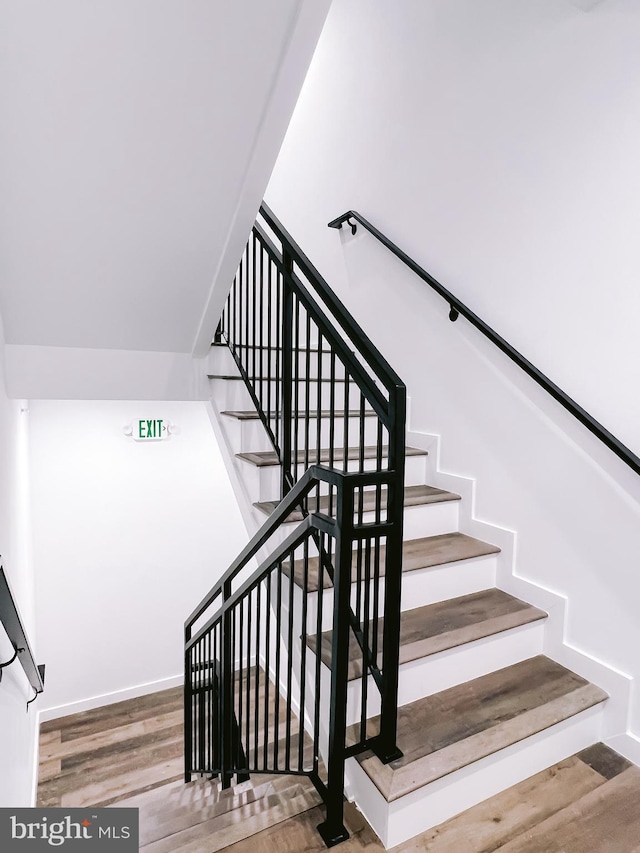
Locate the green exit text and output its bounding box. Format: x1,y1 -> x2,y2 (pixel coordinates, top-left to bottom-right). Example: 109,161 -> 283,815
137,419 -> 167,440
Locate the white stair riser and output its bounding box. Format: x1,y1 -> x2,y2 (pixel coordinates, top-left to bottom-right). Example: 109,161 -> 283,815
212,377 -> 371,412
231,414 -> 383,454
254,500 -> 459,548
251,453 -> 428,500
210,347 -> 353,380
346,703 -> 605,849
341,621 -> 546,727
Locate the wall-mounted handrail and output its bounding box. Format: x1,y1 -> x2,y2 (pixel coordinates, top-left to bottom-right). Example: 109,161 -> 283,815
0,566 -> 45,699
329,209 -> 640,477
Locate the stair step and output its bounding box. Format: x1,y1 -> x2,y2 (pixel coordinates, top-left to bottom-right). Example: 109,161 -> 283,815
415,744 -> 633,852
348,655 -> 607,803
237,444 -> 427,468
496,764 -> 640,852
208,373 -> 351,382
307,589 -> 546,680
221,409 -> 376,421
254,484 -> 459,521
289,532 -> 500,592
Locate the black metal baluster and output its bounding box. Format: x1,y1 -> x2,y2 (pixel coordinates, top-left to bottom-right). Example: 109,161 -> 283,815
313,532 -> 325,778
299,536 -> 309,771
293,296 -> 300,487
263,575 -> 271,770
273,560 -> 282,769
316,331 -> 323,514
285,549 -> 295,771
281,269 -> 293,497
253,585 -> 262,770
267,259 -> 273,428
328,351 -> 336,517
246,593 -> 252,772
237,598 -> 244,771
275,268 -> 282,452
184,628 -> 193,782
304,311 -> 312,481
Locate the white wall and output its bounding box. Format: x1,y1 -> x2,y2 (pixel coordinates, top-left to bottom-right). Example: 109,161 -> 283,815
267,0 -> 640,456
0,314 -> 38,807
265,0 -> 640,735
29,400 -> 248,716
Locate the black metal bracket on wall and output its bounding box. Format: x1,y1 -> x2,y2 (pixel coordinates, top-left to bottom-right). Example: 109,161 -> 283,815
0,565 -> 45,709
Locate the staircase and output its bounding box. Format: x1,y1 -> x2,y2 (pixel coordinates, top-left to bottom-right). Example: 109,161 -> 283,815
186,204 -> 610,848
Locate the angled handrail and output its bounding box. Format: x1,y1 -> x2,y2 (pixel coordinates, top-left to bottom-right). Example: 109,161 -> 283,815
328,209 -> 640,477
0,566 -> 45,699
262,203 -> 405,395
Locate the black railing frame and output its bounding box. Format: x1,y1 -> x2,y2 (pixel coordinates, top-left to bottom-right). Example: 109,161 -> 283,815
328,209 -> 640,477
186,465 -> 398,844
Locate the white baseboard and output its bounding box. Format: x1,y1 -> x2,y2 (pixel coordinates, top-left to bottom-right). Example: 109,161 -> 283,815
37,673 -> 183,723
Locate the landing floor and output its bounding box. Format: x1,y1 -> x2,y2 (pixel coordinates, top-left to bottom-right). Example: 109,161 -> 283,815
38,686 -> 640,851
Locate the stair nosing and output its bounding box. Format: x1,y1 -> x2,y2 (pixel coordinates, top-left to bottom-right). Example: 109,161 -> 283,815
237,445 -> 427,467
307,590 -> 547,680
254,484 -> 460,521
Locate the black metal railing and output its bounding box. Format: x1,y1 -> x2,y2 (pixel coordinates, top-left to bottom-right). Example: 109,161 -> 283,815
0,566 -> 45,708
328,209 -> 640,477
186,205 -> 407,846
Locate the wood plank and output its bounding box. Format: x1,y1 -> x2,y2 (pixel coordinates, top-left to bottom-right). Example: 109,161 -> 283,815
496,766 -> 640,852
39,708 -> 183,762
236,445 -> 427,468
254,484 -> 460,522
40,687 -> 182,739
576,742 -> 633,780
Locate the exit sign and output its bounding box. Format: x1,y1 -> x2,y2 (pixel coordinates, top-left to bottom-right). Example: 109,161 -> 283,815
135,418 -> 169,441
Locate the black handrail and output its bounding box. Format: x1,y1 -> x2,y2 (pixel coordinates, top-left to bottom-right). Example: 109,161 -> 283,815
328,209 -> 640,477
0,566 -> 45,701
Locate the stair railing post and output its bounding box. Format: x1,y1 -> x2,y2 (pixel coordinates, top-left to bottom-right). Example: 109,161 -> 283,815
376,385 -> 406,763
184,626 -> 193,783
317,479 -> 352,847
281,248 -> 294,498
220,580 -> 234,789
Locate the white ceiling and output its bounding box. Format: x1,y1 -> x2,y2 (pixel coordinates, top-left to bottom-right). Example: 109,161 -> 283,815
0,0 -> 329,355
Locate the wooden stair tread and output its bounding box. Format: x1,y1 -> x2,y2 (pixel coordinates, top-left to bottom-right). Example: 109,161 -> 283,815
413,745 -> 632,852
289,532 -> 500,592
221,409 -> 376,421
496,765 -> 640,852
307,589 -> 546,679
254,484 -> 460,521
208,373 -> 351,382
237,444 -> 427,467
349,655 -> 607,802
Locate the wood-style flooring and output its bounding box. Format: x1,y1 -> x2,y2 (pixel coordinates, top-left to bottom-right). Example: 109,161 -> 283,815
38,686 -> 640,851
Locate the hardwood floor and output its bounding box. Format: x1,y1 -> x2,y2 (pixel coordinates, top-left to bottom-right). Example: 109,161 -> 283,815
38,687 -> 640,851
